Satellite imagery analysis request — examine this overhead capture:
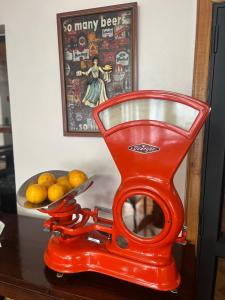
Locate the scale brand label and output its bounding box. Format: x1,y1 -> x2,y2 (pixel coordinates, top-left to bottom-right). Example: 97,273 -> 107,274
128,143 -> 160,154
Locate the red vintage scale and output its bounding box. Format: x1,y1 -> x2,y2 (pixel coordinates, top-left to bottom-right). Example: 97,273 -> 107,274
17,90 -> 210,292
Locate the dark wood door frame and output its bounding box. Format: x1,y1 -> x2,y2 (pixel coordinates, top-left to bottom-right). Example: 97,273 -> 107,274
196,4 -> 225,299
185,0 -> 225,245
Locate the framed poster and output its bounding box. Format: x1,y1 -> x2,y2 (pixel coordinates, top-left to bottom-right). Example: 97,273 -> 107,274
57,2 -> 137,136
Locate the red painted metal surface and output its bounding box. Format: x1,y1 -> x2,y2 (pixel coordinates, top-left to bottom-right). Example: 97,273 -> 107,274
41,90 -> 210,291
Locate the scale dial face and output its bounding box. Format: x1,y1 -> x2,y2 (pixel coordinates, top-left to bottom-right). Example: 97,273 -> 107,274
122,194 -> 165,239
98,98 -> 199,131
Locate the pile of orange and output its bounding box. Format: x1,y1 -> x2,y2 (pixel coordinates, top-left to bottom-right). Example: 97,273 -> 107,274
25,170 -> 87,204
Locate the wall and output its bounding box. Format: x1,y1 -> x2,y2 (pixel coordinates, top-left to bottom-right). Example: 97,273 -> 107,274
0,0 -> 197,218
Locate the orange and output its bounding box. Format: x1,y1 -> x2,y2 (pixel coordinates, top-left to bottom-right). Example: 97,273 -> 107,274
26,184 -> 47,204
57,176 -> 72,193
68,170 -> 87,188
48,183 -> 65,202
57,175 -> 68,182
37,172 -> 56,188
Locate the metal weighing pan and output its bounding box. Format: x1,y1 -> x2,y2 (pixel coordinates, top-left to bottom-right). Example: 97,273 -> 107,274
17,170 -> 95,210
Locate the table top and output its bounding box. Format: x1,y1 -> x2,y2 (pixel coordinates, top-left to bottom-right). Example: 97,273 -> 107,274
0,212 -> 196,300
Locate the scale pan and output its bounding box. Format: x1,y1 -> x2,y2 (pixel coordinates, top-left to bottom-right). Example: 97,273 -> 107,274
17,170 -> 95,210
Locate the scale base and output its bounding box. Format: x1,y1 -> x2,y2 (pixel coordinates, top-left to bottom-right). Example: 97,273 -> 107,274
44,233 -> 180,291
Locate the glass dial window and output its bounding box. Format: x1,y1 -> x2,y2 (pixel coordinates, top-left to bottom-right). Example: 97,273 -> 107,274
99,98 -> 199,131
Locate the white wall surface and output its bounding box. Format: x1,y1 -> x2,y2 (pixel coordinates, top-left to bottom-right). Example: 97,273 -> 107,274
0,0 -> 197,218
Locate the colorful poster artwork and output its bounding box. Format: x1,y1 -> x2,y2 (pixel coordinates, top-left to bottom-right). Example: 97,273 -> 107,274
58,4 -> 137,135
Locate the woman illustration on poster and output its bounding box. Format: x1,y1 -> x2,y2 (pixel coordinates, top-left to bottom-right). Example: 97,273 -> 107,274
76,57 -> 112,107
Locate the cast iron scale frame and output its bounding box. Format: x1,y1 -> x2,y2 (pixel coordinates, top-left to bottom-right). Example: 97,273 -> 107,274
17,90 -> 210,292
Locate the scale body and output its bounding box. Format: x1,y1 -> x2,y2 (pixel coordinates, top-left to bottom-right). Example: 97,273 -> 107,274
26,91 -> 210,291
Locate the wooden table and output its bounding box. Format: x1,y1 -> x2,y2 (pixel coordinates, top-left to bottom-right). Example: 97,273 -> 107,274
0,213 -> 196,300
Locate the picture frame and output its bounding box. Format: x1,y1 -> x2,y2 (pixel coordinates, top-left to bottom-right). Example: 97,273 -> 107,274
57,2 -> 138,136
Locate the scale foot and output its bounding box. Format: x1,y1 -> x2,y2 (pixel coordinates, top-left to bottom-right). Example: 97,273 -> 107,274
56,272 -> 64,278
